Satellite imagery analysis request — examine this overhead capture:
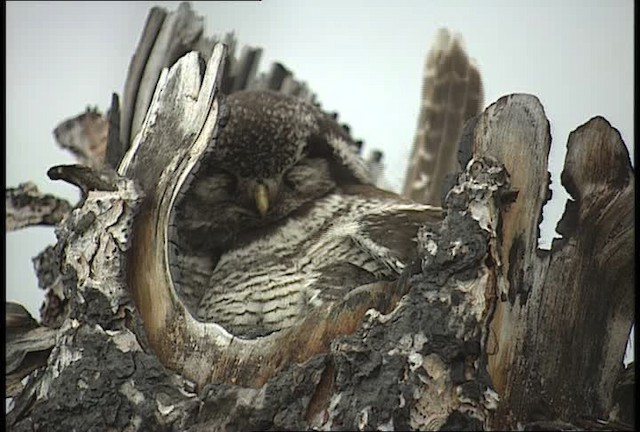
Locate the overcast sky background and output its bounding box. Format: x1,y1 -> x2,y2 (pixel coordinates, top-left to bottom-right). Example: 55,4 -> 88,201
6,1 -> 634,355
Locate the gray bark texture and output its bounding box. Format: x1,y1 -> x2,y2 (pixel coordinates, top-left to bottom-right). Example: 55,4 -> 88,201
5,2 -> 634,431
5,183 -> 73,232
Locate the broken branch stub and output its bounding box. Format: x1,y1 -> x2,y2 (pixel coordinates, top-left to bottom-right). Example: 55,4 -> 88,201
53,108 -> 109,168
126,2 -> 204,154
5,182 -> 73,231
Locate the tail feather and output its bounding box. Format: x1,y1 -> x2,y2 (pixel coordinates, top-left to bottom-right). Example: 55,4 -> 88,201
403,28 -> 484,205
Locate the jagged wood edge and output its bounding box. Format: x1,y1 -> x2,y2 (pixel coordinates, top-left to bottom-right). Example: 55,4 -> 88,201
55,2 -> 355,173
124,36 -> 507,418
120,42 -> 414,390
5,303 -> 56,399
9,91 -> 633,430
470,95 -> 635,428
119,6 -> 167,152
7,3 -> 632,428
52,108 -> 109,169
127,2 -> 204,155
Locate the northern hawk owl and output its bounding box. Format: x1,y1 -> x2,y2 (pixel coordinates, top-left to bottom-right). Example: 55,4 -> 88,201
173,90 -> 442,338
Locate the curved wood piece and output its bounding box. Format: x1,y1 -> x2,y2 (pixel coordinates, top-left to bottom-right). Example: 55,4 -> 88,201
122,42 -> 444,392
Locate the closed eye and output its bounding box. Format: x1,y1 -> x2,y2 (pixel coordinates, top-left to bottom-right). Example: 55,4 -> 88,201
283,172 -> 297,190
284,158 -> 333,193
284,164 -> 314,191
192,171 -> 238,201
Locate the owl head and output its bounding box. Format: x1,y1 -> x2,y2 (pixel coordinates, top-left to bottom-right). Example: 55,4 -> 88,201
179,90 -> 371,252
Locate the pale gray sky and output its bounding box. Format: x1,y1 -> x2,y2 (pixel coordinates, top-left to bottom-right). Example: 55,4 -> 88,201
6,1 -> 634,328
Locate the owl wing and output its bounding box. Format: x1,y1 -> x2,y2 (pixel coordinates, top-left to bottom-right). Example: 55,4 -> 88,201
346,186 -> 443,275
310,185 -> 443,306
307,114 -> 373,185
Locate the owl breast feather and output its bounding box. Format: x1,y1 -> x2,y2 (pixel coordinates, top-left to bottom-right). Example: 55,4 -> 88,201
195,193 -> 418,339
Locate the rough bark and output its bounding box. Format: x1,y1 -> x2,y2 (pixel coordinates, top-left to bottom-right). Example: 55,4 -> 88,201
5,182 -> 73,231
7,81 -> 634,432
5,303 -> 56,399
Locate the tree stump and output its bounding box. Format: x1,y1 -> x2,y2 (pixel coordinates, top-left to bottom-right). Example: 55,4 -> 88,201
5,3 -> 634,431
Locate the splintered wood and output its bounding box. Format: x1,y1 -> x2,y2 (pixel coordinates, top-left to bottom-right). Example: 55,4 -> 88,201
470,95 -> 634,428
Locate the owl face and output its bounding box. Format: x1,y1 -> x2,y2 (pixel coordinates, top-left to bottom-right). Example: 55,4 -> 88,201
193,156 -> 337,228
181,90 -> 359,254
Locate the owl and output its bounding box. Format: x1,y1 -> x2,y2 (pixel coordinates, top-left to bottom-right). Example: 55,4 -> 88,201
173,90 -> 442,339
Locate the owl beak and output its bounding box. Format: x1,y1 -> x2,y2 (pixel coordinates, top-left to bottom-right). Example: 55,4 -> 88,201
254,183 -> 269,217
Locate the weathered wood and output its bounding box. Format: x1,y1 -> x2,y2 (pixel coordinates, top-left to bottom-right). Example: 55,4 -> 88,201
47,164 -> 120,195
120,44 -> 436,391
279,74 -> 303,96
6,166 -> 185,431
57,3 -> 356,171
105,93 -> 123,169
6,302 -> 57,398
7,88 -> 634,431
5,3 -> 633,431
128,2 -> 204,150
471,96 -> 635,428
125,63 -> 508,420
265,62 -> 291,91
229,45 -> 263,93
216,31 -> 238,94
6,303 -> 39,331
121,44 -> 232,386
5,182 -> 72,231
119,6 -> 167,152
32,245 -> 66,329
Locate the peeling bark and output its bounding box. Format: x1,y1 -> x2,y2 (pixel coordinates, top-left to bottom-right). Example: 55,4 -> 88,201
8,90 -> 633,430
5,182 -> 73,231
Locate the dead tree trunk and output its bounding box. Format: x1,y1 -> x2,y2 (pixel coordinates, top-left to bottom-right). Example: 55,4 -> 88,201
5,3 -> 633,431
472,97 -> 635,429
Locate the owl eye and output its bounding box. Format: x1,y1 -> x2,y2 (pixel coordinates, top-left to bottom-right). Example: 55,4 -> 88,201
283,172 -> 298,190
192,170 -> 238,202
210,168 -> 238,194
